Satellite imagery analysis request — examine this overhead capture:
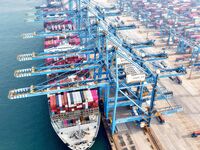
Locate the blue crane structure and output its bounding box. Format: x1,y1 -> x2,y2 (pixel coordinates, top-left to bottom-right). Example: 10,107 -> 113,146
9,0 -> 185,134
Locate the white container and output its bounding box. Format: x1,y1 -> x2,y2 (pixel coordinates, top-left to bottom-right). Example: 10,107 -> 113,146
58,94 -> 62,107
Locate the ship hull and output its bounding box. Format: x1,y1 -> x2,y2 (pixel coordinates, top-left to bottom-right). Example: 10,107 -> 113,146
50,112 -> 101,150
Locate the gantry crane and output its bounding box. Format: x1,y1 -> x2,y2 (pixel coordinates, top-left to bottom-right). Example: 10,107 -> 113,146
9,0 -> 185,135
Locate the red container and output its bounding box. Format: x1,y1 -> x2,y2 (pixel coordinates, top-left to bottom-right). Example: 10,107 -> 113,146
63,92 -> 68,106
93,102 -> 98,108
191,35 -> 200,39
91,89 -> 98,101
45,58 -> 53,64
69,36 -> 81,45
50,95 -> 57,110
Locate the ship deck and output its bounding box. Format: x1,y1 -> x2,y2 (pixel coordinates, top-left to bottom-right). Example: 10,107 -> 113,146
51,114 -> 100,150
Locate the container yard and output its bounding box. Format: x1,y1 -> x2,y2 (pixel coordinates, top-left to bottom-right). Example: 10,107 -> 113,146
6,0 -> 200,149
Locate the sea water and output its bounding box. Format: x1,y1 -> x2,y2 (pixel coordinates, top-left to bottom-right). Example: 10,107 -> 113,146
0,0 -> 109,149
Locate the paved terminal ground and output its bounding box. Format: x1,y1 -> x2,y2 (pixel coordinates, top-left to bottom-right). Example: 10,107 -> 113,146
94,0 -> 200,149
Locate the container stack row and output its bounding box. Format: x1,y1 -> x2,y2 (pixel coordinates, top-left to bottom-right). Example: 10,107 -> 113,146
49,89 -> 99,114
131,0 -> 200,45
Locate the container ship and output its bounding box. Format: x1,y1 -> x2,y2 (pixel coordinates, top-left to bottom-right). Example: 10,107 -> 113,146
40,1 -> 101,149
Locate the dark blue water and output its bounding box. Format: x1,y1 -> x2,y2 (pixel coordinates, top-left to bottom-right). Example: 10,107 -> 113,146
0,0 -> 109,149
